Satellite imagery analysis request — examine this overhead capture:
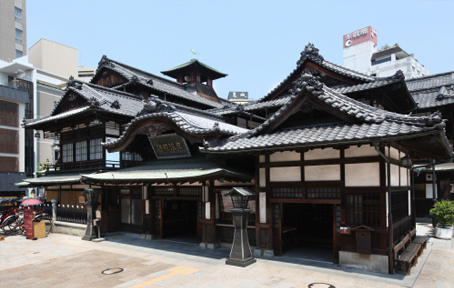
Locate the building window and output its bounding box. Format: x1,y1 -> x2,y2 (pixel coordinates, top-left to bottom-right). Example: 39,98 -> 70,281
89,138 -> 102,160
15,50 -> 22,58
15,29 -> 23,45
412,66 -> 415,72
417,70 -> 420,76
62,143 -> 73,163
371,56 -> 391,66
122,151 -> 142,161
75,141 -> 87,162
14,7 -> 22,23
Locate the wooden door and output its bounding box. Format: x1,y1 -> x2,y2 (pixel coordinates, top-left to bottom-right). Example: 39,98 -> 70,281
197,201 -> 202,245
153,200 -> 162,239
272,203 -> 282,256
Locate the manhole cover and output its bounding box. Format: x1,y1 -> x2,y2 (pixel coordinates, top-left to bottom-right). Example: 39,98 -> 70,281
308,284 -> 335,288
102,268 -> 124,275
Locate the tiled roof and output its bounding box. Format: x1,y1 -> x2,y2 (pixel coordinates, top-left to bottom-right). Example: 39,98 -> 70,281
257,43 -> 376,103
406,72 -> 454,109
333,72 -> 405,94
202,73 -> 447,153
161,58 -> 227,77
207,96 -> 292,116
103,100 -> 249,150
24,81 -> 144,127
93,56 -> 224,108
24,106 -> 91,127
406,72 -> 454,92
202,121 -> 433,153
412,86 -> 454,109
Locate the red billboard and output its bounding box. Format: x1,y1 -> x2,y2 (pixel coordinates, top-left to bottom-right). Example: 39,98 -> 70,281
343,26 -> 377,48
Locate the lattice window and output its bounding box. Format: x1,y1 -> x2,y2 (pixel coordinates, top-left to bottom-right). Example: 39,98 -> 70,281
154,200 -> 160,219
306,187 -> 341,199
179,187 -> 201,197
272,187 -> 302,198
346,193 -> 380,227
62,143 -> 73,163
272,203 -> 280,228
391,191 -> 409,223
121,151 -> 142,161
89,138 -> 102,160
154,187 -> 174,196
75,141 -> 87,161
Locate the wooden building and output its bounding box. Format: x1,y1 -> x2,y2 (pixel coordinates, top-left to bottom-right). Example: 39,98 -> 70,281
21,44 -> 453,274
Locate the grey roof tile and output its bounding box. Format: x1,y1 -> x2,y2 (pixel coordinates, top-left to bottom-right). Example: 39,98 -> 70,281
93,56 -> 224,108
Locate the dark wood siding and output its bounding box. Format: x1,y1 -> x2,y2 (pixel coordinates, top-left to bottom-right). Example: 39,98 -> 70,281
0,128 -> 19,154
0,100 -> 19,127
0,156 -> 19,172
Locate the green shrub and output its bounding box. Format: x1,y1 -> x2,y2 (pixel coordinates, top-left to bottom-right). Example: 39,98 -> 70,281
430,200 -> 454,227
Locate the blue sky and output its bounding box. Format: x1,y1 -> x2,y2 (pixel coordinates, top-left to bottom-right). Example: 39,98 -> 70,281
27,0 -> 454,101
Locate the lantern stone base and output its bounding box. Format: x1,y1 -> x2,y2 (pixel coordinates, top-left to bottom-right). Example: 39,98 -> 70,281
226,257 -> 257,267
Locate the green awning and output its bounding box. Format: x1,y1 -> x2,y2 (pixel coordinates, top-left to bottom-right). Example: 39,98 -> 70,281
82,158 -> 253,184
16,173 -> 85,186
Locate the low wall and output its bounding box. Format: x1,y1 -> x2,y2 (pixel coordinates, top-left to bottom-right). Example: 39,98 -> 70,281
47,220 -> 86,237
339,251 -> 388,274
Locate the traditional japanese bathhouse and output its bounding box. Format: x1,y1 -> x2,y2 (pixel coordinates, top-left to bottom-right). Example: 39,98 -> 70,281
201,53 -> 452,273
22,55 -> 257,246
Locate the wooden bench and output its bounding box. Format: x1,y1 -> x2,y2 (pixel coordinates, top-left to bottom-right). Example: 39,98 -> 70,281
412,236 -> 428,253
395,242 -> 422,275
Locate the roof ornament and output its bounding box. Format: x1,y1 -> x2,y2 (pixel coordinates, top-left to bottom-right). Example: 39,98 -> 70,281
436,86 -> 450,101
146,79 -> 153,85
88,97 -> 100,107
297,43 -> 324,67
203,139 -> 210,149
98,55 -> 111,67
190,49 -> 200,59
131,75 -> 140,84
235,104 -> 245,112
67,76 -> 82,90
289,73 -> 324,95
213,122 -> 220,131
110,100 -> 121,109
424,111 -> 443,126
137,98 -> 174,116
390,70 -> 405,80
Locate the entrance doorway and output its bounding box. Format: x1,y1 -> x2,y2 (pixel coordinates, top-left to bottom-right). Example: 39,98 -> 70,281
120,188 -> 142,233
280,203 -> 334,262
161,199 -> 198,244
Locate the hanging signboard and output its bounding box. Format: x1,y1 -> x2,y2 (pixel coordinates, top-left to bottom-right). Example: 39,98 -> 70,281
148,134 -> 191,159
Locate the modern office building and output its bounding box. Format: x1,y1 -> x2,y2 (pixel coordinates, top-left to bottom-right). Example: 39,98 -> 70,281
28,39 -> 78,79
0,0 -> 27,62
343,26 -> 430,79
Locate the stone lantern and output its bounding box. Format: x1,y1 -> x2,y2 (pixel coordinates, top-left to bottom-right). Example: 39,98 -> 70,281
81,188 -> 102,241
225,187 -> 257,267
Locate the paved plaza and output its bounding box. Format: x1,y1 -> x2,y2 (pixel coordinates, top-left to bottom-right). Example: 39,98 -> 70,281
0,220 -> 453,288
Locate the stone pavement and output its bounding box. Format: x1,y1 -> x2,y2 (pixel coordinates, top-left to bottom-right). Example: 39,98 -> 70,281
0,221 -> 452,288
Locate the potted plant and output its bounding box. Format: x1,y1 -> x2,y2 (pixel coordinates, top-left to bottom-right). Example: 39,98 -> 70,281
430,200 -> 454,239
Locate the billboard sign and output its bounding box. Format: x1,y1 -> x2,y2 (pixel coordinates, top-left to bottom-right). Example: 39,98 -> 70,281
228,92 -> 248,100
343,26 -> 377,48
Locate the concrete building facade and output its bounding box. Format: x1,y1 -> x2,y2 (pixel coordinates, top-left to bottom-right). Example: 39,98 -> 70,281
343,26 -> 430,79
0,0 -> 27,62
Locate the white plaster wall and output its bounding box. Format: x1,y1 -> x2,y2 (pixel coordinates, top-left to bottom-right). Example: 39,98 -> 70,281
305,165 -> 340,181
270,151 -> 300,162
408,190 -> 411,216
390,164 -> 399,186
259,192 -> 266,224
389,147 -> 400,160
304,148 -> 339,160
259,168 -> 266,187
259,155 -> 265,163
345,145 -> 377,158
345,163 -> 380,186
270,166 -> 301,182
400,167 -> 408,187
